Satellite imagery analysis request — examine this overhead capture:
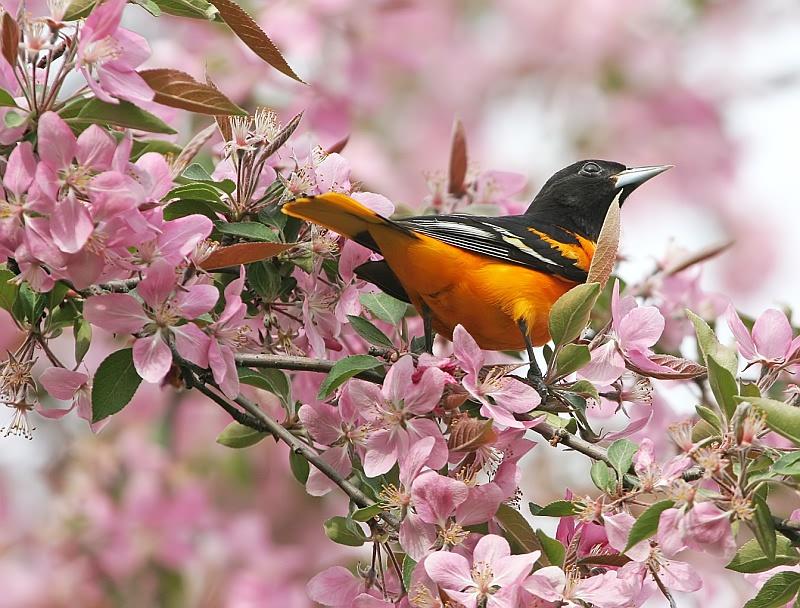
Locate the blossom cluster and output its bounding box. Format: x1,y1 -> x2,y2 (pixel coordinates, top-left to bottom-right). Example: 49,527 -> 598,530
0,1 -> 798,607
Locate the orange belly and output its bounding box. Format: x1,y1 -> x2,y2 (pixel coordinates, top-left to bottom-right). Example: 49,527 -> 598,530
369,228 -> 578,350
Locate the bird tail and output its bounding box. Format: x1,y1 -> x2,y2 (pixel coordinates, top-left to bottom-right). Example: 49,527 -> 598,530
281,192 -> 413,245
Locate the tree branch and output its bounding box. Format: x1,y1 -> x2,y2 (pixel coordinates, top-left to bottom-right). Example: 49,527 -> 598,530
182,363 -> 399,528
235,352 -> 385,383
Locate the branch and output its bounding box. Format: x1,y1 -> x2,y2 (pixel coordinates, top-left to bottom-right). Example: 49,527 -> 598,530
235,352 -> 385,383
182,362 -> 398,528
775,517 -> 800,546
531,420 -> 614,466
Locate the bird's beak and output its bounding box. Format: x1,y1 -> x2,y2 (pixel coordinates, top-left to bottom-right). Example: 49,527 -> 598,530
612,165 -> 673,189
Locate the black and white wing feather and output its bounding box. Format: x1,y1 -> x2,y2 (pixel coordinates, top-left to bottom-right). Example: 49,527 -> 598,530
397,214 -> 589,282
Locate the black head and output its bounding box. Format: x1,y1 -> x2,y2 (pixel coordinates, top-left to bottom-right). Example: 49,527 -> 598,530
525,159 -> 671,240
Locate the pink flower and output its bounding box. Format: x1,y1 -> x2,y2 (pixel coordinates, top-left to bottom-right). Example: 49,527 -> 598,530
84,260 -> 216,383
307,566 -> 366,607
0,141 -> 37,260
76,0 -> 153,105
38,367 -> 91,422
581,280 -> 672,385
453,324 -> 540,428
347,355 -> 447,477
202,267 -> 259,398
604,511 -> 702,596
631,437 -> 692,492
726,304 -> 800,367
657,502 -> 736,560
523,566 -> 633,608
425,534 -> 538,608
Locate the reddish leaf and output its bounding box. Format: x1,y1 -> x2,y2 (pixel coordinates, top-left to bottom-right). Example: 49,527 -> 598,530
171,122 -> 218,178
2,13 -> 19,68
206,74 -> 233,142
326,134 -> 350,155
586,197 -> 620,288
208,0 -> 305,84
448,119 -> 467,196
200,242 -> 294,270
140,68 -> 246,115
627,353 -> 707,380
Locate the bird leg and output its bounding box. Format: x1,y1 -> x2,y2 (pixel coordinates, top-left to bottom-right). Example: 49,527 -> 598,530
518,319 -> 548,400
422,305 -> 434,355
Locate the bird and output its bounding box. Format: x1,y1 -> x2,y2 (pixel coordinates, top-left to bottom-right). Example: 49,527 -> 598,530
282,160 -> 670,384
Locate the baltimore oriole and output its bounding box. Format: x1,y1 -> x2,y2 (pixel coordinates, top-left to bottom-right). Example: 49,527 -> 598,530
282,160 -> 669,381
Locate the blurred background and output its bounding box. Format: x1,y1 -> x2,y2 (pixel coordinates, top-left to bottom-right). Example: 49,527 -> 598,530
1,0 -> 799,606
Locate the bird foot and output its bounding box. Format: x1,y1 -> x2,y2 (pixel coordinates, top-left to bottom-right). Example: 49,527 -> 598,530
526,370 -> 549,402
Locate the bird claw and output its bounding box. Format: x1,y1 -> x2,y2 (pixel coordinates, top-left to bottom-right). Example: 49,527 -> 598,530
526,370 -> 549,401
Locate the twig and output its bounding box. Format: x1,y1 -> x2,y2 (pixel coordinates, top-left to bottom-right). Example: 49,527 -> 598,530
182,361 -> 398,528
235,353 -> 385,383
531,420 -> 614,466
775,517 -> 800,546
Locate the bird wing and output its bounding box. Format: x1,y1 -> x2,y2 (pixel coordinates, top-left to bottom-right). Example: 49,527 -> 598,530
396,214 -> 592,282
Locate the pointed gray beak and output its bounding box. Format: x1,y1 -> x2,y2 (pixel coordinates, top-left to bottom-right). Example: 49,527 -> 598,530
612,165 -> 673,189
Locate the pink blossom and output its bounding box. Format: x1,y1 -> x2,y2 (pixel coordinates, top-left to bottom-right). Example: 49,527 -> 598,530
38,367 -> 91,422
307,566 -> 366,607
347,355 -> 447,477
726,304 -> 800,367
523,566 -> 634,608
453,324 -> 540,428
0,141 -> 37,260
631,437 -> 692,492
581,280 -> 672,385
657,502 -> 736,560
84,260 -> 216,383
76,0 -> 153,105
425,534 -> 538,608
605,511 -> 702,596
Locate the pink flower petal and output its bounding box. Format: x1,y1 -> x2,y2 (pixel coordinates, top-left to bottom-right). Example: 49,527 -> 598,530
132,333 -> 172,383
399,512 -> 437,561
362,429 -> 399,477
411,471 -> 468,527
399,436 -> 435,487
4,141 -> 36,196
490,377 -> 541,413
453,324 -> 483,376
307,566 -> 363,607
137,259 -> 176,309
455,484 -> 504,526
523,566 -> 566,602
351,191 -> 395,216
424,550 -> 474,592
580,341 -> 626,386
40,367 -> 88,400
173,323 -> 210,368
306,445 -> 351,497
753,308 -> 793,361
83,293 -> 148,333
177,284 -> 219,319
50,195 -> 94,254
725,303 -> 756,360
37,112 -> 76,170
382,355 -> 415,406
76,125 -> 116,170
617,306 -> 665,350
299,402 -> 344,446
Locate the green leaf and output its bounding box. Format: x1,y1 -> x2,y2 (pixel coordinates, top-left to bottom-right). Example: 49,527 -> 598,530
63,0 -> 96,20
238,368 -> 291,405
352,504 -> 383,522
695,404 -> 723,432
773,451 -> 800,476
168,182 -> 225,203
0,88 -> 17,108
346,315 -> 394,349
495,503 -> 542,555
317,355 -> 383,399
742,571 -> 800,608
687,309 -> 738,375
323,516 -> 366,547
568,379 -> 600,401
402,555 -> 416,590
727,537 -> 800,573
91,349 -> 143,422
692,419 -> 719,443
247,262 -> 282,300
741,397 -> 800,446
289,449 -> 309,483
215,221 -> 277,242
152,0 -> 218,19
624,499 -> 675,551
164,199 -> 230,221
65,99 -> 176,134
553,343 -> 590,378
4,110 -> 25,128
132,0 -> 161,16
216,421 -> 268,448
707,353 -> 738,421
532,500 -> 578,517
130,138 -> 183,162
74,318 -> 92,364
182,163 -> 215,182
12,283 -> 43,325
752,493 -> 777,561
548,282 -> 601,346
535,529 -> 565,567
0,268 -> 17,312
607,439 -> 638,477
590,460 -> 616,494
359,292 -> 408,325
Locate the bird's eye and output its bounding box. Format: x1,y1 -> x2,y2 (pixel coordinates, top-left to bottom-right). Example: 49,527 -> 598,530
580,162 -> 601,176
